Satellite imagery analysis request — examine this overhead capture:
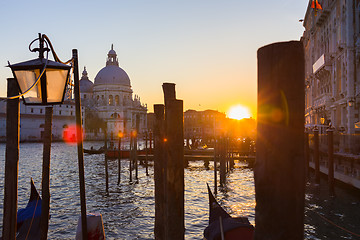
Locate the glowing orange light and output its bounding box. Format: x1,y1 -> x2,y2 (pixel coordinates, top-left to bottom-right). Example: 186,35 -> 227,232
118,131 -> 124,138
227,105 -> 251,120
131,130 -> 137,138
163,138 -> 168,142
62,124 -> 83,145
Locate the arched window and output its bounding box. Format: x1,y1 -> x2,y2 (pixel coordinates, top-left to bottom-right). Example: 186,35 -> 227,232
97,95 -> 100,101
109,95 -> 114,105
110,113 -> 120,119
115,95 -> 119,105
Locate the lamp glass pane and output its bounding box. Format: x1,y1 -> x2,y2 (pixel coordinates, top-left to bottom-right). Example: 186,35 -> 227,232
14,69 -> 42,103
46,69 -> 69,103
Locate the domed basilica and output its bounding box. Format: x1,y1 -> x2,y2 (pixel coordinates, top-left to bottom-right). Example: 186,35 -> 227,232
79,45 -> 147,139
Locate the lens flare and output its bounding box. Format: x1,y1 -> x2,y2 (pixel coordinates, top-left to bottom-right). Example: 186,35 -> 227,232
62,124 -> 83,145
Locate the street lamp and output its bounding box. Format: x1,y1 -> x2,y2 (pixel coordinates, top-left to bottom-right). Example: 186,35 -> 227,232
3,33 -> 88,240
8,33 -> 71,105
348,98 -> 355,107
320,117 -> 325,125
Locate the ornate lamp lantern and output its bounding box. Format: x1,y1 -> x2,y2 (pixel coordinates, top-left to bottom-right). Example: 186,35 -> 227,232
8,33 -> 71,105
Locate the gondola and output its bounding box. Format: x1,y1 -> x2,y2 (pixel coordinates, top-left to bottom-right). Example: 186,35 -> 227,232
16,178 -> 42,240
106,148 -> 153,158
204,184 -> 254,240
84,147 -> 105,154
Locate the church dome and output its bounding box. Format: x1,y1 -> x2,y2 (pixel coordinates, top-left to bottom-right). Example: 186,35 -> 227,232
79,67 -> 94,93
94,45 -> 131,86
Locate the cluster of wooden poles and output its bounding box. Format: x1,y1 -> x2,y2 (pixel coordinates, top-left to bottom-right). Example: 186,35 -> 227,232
305,128 -> 335,196
212,137 -> 236,195
103,120 -> 154,192
153,83 -> 184,240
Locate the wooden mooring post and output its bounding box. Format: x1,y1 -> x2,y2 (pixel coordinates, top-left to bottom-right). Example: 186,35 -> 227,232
313,128 -> 320,184
73,49 -> 88,240
327,128 -> 335,196
40,107 -> 53,240
214,138 -> 218,195
305,130 -> 310,179
129,133 -> 133,183
117,132 -> 122,185
154,104 -> 165,240
162,83 -> 184,239
135,115 -> 140,183
104,128 -> 109,193
219,136 -> 226,186
255,41 -> 305,239
2,78 -> 20,240
145,131 -> 149,176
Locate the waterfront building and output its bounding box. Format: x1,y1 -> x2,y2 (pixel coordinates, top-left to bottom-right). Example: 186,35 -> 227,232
79,45 -> 147,140
302,0 -> 360,134
184,109 -> 226,142
0,99 -> 85,142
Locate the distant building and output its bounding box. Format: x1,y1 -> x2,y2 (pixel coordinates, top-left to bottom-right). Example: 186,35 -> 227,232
183,109 -> 256,143
184,109 -> 226,141
0,99 -> 84,142
302,0 -> 360,134
79,45 -> 147,139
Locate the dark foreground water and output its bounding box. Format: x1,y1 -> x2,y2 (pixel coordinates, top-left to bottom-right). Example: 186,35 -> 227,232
0,142 -> 359,239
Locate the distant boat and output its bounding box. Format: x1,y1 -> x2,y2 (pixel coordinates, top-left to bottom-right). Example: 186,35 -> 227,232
106,149 -> 153,158
16,178 -> 42,240
84,147 -> 105,155
204,184 -> 254,240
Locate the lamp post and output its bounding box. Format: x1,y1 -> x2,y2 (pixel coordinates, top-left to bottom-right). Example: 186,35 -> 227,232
4,33 -> 88,240
118,130 -> 123,185
8,33 -> 71,105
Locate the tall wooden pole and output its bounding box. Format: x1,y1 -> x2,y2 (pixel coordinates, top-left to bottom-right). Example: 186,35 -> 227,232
214,138 -> 218,195
154,104 -> 165,240
104,128 -> 109,192
145,131 -> 149,176
40,106 -> 53,240
135,115 -> 140,182
149,131 -> 153,150
129,134 -> 133,182
73,49 -> 88,240
314,128 -> 320,184
255,41 -> 305,239
219,137 -> 226,186
164,99 -> 184,240
2,78 -> 20,240
118,135 -> 121,185
327,128 -> 335,196
305,130 -> 310,179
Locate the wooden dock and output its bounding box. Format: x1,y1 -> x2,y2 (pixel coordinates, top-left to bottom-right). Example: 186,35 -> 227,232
136,154 -> 255,166
308,150 -> 360,190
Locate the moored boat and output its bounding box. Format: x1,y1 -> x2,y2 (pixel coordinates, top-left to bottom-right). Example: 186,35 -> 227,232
16,178 -> 42,240
84,147 -> 105,154
204,184 -> 254,240
106,149 -> 153,158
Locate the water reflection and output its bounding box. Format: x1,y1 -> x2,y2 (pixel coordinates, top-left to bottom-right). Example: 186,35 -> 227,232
0,142 -> 359,239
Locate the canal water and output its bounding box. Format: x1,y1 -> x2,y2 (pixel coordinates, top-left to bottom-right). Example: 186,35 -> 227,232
0,142 -> 359,239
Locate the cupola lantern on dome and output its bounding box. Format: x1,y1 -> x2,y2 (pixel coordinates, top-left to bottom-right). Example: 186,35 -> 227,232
94,45 -> 131,86
79,66 -> 94,93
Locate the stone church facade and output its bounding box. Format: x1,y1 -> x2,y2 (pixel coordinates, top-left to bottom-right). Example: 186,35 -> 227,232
80,45 -> 147,140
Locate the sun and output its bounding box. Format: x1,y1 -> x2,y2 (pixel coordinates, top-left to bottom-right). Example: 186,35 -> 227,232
227,105 -> 251,120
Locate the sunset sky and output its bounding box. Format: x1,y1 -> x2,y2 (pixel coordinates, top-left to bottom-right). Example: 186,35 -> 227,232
0,0 -> 309,118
